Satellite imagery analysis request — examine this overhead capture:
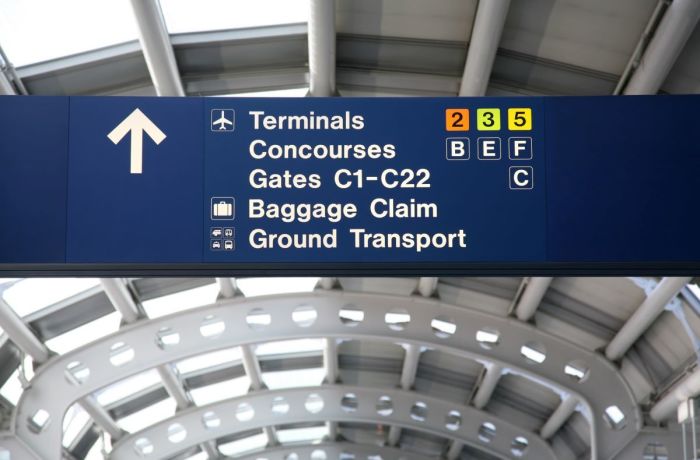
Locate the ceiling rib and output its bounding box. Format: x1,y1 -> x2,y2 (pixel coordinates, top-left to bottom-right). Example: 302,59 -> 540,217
108,385 -> 557,460
3,291 -> 643,458
458,0 -> 511,96
0,297 -> 125,441
128,0 -> 185,96
234,441 -> 429,460
623,0 -> 700,95
605,277 -> 691,361
514,277 -> 553,322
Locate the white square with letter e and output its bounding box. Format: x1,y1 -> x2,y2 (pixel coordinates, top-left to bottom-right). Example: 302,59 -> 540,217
446,138 -> 470,160
211,197 -> 235,220
477,137 -> 501,160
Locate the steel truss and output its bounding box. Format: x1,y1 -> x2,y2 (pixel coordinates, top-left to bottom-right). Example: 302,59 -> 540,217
108,385 -> 556,459
2,291 -> 647,458
234,441 -> 430,460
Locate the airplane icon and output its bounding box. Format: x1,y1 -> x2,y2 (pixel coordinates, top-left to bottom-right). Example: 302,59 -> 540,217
211,109 -> 234,132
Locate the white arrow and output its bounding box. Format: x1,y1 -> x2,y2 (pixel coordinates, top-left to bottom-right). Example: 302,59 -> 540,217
107,108 -> 166,174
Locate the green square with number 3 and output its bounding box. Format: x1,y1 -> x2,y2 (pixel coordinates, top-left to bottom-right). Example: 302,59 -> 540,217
477,108 -> 501,131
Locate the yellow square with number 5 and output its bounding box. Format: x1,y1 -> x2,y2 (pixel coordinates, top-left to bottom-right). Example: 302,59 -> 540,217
508,108 -> 532,130
476,108 -> 500,131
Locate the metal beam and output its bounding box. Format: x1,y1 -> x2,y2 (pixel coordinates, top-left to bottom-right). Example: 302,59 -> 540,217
0,297 -> 128,442
128,0 -> 185,96
240,343 -> 279,445
308,0 -> 336,96
458,0 -> 511,96
0,71 -> 15,95
216,277 -> 239,299
100,278 -> 140,323
539,395 -> 579,439
236,442 -> 427,460
241,344 -> 265,391
78,395 -> 124,440
7,291 -> 640,460
318,277 -> 338,290
0,299 -> 50,363
388,343 -> 423,446
323,338 -> 339,384
623,0 -> 700,95
651,369 -> 700,421
416,277 -> 438,298
606,277 -> 691,361
101,277 -> 192,408
108,385 -> 557,460
514,277 -> 553,321
471,363 -> 503,409
156,364 -> 191,410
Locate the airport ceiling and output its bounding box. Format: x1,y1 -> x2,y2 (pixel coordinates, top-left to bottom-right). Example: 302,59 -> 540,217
0,1 -> 699,460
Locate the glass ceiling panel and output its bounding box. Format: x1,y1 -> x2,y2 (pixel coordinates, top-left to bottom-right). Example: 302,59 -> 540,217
0,0 -> 138,67
262,368 -> 325,390
96,369 -> 161,407
189,376 -> 250,406
62,403 -> 90,448
175,346 -> 242,375
160,0 -> 309,34
218,432 -> 268,457
0,369 -> 23,405
141,283 -> 219,319
117,397 -> 176,433
45,312 -> 121,354
255,339 -> 324,357
277,425 -> 328,444
215,88 -> 309,97
237,277 -> 319,297
2,278 -> 99,317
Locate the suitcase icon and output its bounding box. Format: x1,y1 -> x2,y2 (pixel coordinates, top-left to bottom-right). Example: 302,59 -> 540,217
211,197 -> 235,220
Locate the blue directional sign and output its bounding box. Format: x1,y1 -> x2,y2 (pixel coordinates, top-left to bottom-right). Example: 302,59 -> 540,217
0,95 -> 699,275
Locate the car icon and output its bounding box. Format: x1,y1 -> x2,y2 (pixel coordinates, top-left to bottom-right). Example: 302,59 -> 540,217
211,229 -> 222,237
224,240 -> 234,250
211,241 -> 221,249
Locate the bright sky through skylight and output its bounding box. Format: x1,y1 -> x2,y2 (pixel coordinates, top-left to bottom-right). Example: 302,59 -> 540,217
189,376 -> 250,406
141,283 -> 219,318
118,398 -> 176,433
2,278 -> 99,317
0,0 -> 138,67
45,312 -> 121,354
277,425 -> 328,444
160,0 -> 309,34
237,277 -> 319,297
218,432 -> 268,456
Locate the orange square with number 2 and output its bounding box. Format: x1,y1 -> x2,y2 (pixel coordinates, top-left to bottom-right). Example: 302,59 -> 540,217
445,109 -> 469,131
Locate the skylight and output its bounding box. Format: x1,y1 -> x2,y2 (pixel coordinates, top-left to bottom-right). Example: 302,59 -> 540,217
217,88 -> 309,97
189,376 -> 250,406
62,404 -> 90,448
237,277 -> 319,297
141,283 -> 219,319
255,339 -> 325,357
96,369 -> 161,407
277,425 -> 328,444
117,398 -> 176,433
0,0 -> 138,67
263,368 -> 325,390
45,312 -> 121,354
175,346 -> 242,375
2,278 -> 99,317
160,0 -> 309,35
218,432 -> 268,457
0,369 -> 23,405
